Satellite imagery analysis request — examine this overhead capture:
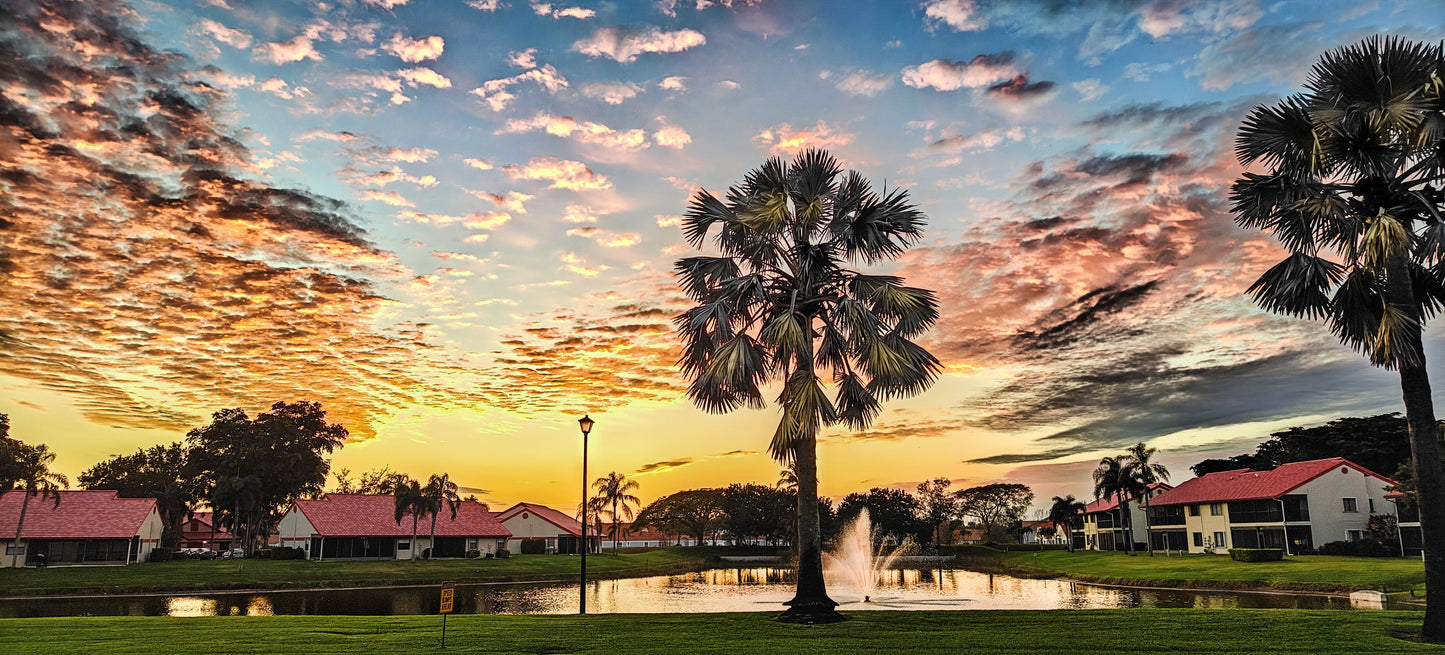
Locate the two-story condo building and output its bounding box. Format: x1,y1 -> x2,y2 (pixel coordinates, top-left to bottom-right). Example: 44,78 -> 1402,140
1081,483 -> 1172,551
1145,457 -> 1395,554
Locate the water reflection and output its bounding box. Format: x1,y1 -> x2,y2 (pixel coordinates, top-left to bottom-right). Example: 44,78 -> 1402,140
0,568 -> 1355,618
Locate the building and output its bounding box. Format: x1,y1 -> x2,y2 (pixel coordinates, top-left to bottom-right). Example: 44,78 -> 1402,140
179,512 -> 235,552
276,494 -> 510,560
497,502 -> 599,554
0,490 -> 164,567
1145,457 -> 1395,554
1081,483 -> 1172,551
600,521 -> 692,548
1020,520 -> 1066,545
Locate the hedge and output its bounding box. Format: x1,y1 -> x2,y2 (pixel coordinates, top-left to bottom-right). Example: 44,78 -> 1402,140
1228,548 -> 1284,562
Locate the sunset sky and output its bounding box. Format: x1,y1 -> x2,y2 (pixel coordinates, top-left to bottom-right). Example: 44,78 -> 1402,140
2,0 -> 1441,514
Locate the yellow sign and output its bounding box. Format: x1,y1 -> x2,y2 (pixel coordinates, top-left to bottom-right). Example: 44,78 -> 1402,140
440,583 -> 455,614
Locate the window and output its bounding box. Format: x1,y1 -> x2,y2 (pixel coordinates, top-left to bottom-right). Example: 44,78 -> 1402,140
1193,533 -> 1203,547
1368,498 -> 1375,513
1342,498 -> 1358,513
4,544 -> 22,556
1214,532 -> 1227,548
1188,505 -> 1200,517
1210,503 -> 1224,516
1347,530 -> 1365,542
398,540 -> 411,550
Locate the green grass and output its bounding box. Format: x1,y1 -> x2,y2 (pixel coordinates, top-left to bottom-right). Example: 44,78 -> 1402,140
0,548 -> 714,597
0,610 -> 1440,654
949,547 -> 1427,594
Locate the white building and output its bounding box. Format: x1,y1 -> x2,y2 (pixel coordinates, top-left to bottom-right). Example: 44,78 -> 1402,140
277,494 -> 510,560
1145,457 -> 1395,554
497,502 -> 598,554
1081,483 -> 1171,551
0,490 -> 163,567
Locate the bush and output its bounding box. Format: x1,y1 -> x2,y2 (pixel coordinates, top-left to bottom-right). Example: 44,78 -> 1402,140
495,547 -> 511,559
255,548 -> 274,559
520,539 -> 546,555
147,547 -> 172,563
1229,548 -> 1284,562
1317,539 -> 1394,557
271,546 -> 306,560
465,549 -> 481,559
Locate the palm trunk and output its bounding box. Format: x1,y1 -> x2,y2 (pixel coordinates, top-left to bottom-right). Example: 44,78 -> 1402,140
1387,261 -> 1445,642
1143,495 -> 1154,556
10,491 -> 32,567
1117,491 -> 1132,554
428,512 -> 438,560
411,512 -> 419,560
780,431 -> 843,624
613,498 -> 620,554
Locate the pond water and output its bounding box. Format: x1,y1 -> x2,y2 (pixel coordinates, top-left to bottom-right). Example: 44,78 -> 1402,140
0,567 -> 1357,618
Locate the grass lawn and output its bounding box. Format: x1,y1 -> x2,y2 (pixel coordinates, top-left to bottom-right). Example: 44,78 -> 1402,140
953,547 -> 1427,595
0,548 -> 713,597
0,610 -> 1440,654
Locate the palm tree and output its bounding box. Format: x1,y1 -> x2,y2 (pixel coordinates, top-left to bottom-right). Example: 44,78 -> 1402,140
1124,443 -> 1170,556
392,478 -> 429,561
423,474 -> 461,560
1230,36 -> 1445,640
676,149 -> 941,623
1091,457 -> 1133,554
1047,495 -> 1086,552
592,472 -> 640,554
775,467 -> 798,493
7,443 -> 68,567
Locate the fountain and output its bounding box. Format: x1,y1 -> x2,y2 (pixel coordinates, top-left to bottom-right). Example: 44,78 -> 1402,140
823,509 -> 912,603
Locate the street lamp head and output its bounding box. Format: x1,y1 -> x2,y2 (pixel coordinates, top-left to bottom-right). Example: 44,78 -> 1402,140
578,414 -> 594,436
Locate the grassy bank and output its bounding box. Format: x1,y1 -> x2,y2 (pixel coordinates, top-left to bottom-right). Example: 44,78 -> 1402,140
948,547 -> 1426,595
0,610 -> 1439,654
0,548 -> 715,597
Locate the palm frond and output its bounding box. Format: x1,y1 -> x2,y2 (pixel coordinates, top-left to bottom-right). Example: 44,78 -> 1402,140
674,256 -> 740,300
760,310 -> 807,372
682,190 -> 735,248
1236,96 -> 1320,175
1327,268 -> 1385,359
1246,252 -> 1345,320
1361,210 -> 1410,271
834,373 -> 880,431
768,372 -> 836,461
861,335 -> 942,399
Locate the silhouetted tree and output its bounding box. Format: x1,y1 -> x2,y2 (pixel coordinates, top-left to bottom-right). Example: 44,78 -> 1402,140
1047,495 -> 1086,552
915,477 -> 958,546
5,432 -> 67,567
1191,414 -> 1416,477
838,487 -> 928,546
592,472 -> 641,553
423,473 -> 461,559
956,483 -> 1034,544
633,489 -> 724,546
79,443 -> 200,549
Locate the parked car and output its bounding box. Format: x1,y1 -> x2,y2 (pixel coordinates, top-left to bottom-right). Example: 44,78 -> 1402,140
222,548 -> 245,559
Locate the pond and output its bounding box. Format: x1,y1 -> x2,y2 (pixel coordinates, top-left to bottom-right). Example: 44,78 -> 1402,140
0,567 -> 1359,618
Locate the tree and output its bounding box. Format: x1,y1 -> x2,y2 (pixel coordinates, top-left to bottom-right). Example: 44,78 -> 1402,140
423,473 -> 461,559
592,472 -> 641,554
955,483 -> 1034,544
1092,457 -> 1133,553
392,477 -> 428,560
915,477 -> 959,546
333,468 -> 357,493
1229,36 -> 1445,640
675,150 -> 941,623
838,487 -> 929,547
718,483 -> 795,546
1124,443 -> 1170,556
633,489 -> 724,546
1191,414 -> 1417,477
184,401 -> 348,553
6,438 -> 68,567
78,443 -> 200,549
357,466 -> 409,495
1047,495 -> 1086,552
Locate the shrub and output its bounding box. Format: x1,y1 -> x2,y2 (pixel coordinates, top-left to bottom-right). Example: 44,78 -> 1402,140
1229,548 -> 1284,562
271,546 -> 306,560
520,539 -> 546,555
1317,539 -> 1394,557
495,547 -> 511,559
465,549 -> 481,559
147,547 -> 172,563
255,548 -> 274,559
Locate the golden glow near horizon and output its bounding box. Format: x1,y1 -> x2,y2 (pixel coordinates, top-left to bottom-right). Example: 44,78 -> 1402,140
1,0 -> 1434,514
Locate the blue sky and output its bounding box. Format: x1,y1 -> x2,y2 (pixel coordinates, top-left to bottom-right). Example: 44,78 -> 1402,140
1,0 -> 1442,511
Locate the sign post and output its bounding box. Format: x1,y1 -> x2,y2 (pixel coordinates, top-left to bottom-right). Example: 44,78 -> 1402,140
439,580 -> 455,648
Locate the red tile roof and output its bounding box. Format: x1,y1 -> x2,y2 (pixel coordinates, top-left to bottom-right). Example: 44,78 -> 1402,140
1150,458 -> 1394,507
497,502 -> 598,536
1083,482 -> 1173,514
0,490 -> 157,539
291,494 -> 510,538
181,512 -> 233,541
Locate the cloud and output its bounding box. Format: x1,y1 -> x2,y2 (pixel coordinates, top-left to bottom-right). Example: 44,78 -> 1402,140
360,189 -> 415,207
253,36 -> 321,64
901,53 -> 1018,91
1072,78 -> 1108,102
464,158 -> 494,170
471,57 -> 569,111
653,124 -> 692,149
191,18 -> 252,50
573,25 -> 706,63
985,74 -> 1057,103
496,113 -> 650,152
467,0 -> 505,10
502,156 -> 613,191
563,205 -> 603,223
836,70 -> 893,97
0,0 -> 489,437
397,67 -> 452,88
532,2 -> 596,18
383,33 -> 445,63
923,0 -> 988,32
658,76 -> 688,91
1189,23 -> 1328,91
465,189 -> 534,214
753,120 -> 854,156
913,126 -> 1025,157
568,228 -> 642,247
297,129 -> 359,143
582,81 -> 644,104
635,458 -> 693,474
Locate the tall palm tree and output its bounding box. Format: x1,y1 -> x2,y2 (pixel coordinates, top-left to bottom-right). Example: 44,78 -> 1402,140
676,149 -> 941,623
1091,457 -> 1133,554
1230,36 -> 1445,640
392,478 -> 429,561
775,467 -> 798,493
592,472 -> 640,554
1124,443 -> 1170,556
7,443 -> 68,567
1047,495 -> 1086,553
423,474 -> 461,560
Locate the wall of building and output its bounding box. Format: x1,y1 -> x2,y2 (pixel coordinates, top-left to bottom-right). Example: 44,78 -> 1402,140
276,507 -> 316,556
501,510 -> 570,552
1295,464 -> 1393,545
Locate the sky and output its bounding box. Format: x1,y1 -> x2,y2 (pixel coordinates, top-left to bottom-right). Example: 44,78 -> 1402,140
1,0 -> 1442,515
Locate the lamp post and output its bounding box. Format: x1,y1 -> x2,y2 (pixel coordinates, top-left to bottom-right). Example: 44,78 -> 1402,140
578,414 -> 594,615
